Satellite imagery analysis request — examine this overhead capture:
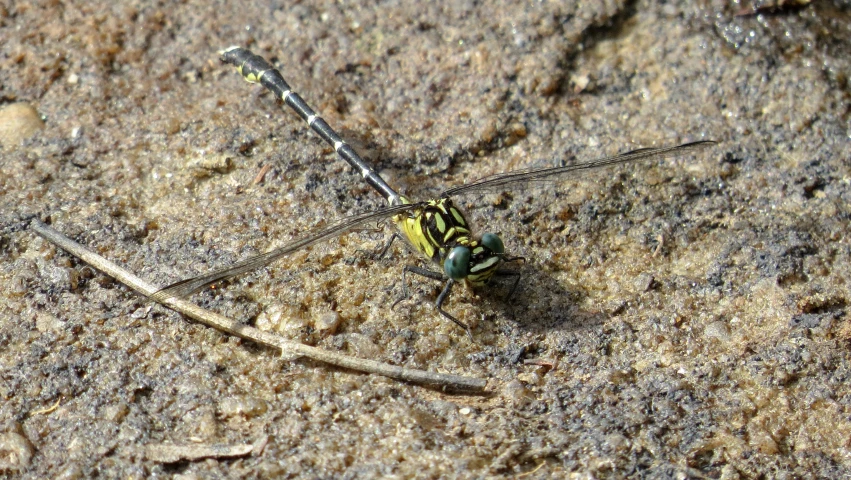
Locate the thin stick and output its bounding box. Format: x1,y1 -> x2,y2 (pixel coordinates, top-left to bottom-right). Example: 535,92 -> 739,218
31,220 -> 487,393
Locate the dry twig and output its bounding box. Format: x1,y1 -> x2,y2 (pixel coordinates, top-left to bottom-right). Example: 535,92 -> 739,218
31,220 -> 487,393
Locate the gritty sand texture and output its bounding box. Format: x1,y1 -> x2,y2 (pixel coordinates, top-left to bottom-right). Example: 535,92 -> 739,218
2,0 -> 850,477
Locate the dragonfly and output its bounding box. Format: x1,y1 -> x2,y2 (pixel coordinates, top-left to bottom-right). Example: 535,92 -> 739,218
151,46 -> 715,338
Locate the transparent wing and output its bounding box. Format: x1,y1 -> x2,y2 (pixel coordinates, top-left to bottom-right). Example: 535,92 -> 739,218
150,202 -> 422,302
441,141 -> 716,197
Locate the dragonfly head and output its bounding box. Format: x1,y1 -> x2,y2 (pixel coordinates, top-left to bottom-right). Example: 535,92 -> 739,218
443,232 -> 505,286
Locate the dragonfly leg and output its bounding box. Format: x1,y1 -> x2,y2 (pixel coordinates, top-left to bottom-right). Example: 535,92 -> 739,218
404,265 -> 445,281
392,267 -> 472,339
393,265 -> 443,308
493,255 -> 525,302
374,232 -> 402,260
493,269 -> 523,302
434,278 -> 473,340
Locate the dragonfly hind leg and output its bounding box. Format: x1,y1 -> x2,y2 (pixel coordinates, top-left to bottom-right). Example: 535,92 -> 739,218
374,232 -> 402,260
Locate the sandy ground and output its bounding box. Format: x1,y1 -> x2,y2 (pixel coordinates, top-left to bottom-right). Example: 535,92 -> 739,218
2,0 -> 850,477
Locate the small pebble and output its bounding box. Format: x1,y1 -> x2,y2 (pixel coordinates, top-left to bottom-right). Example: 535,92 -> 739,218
36,312 -> 64,332
102,402 -> 130,422
634,273 -> 655,292
315,311 -> 341,333
704,320 -> 731,342
55,463 -> 84,480
218,396 -> 268,419
504,379 -> 532,407
0,432 -> 35,471
0,103 -> 44,147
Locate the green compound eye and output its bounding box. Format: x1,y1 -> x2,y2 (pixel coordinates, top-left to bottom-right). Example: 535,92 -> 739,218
444,246 -> 471,280
481,232 -> 504,255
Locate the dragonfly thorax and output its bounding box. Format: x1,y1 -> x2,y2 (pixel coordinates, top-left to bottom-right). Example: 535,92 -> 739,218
394,196 -> 504,286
